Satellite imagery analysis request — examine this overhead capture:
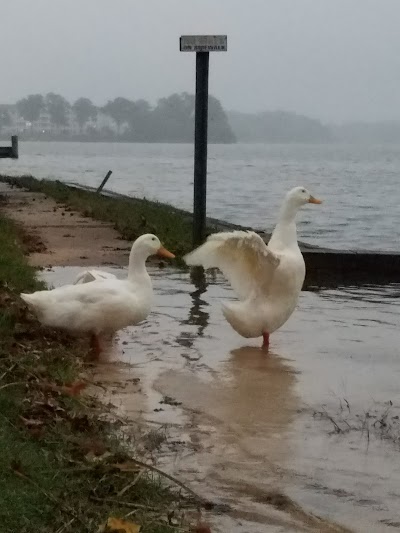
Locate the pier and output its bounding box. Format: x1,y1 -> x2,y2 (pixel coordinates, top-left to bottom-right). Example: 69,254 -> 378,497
0,136 -> 18,159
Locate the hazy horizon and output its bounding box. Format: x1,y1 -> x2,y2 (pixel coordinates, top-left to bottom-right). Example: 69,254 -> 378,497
2,0 -> 400,123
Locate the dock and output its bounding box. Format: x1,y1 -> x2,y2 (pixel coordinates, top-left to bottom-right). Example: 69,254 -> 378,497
0,136 -> 18,159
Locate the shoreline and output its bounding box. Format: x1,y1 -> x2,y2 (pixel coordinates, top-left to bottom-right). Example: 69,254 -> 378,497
1,174 -> 399,286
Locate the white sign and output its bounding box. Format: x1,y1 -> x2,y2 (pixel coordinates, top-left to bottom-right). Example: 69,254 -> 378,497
180,35 -> 227,52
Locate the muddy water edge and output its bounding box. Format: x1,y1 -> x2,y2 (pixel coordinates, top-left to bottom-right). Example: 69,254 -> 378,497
41,264 -> 400,533
3,182 -> 400,533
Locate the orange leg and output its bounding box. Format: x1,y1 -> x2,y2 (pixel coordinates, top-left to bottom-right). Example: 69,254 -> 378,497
262,332 -> 270,352
89,333 -> 102,360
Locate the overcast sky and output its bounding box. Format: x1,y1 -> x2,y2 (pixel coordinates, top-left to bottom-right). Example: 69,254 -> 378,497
2,0 -> 400,123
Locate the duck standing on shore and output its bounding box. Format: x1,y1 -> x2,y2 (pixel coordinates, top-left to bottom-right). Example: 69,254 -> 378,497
21,234 -> 175,359
184,186 -> 322,351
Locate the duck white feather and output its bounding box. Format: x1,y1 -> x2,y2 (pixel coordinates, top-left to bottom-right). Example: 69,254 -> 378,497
184,186 -> 321,349
21,234 -> 174,357
74,269 -> 117,284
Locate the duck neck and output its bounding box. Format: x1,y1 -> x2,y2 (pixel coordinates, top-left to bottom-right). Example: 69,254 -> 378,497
270,201 -> 299,248
127,247 -> 151,286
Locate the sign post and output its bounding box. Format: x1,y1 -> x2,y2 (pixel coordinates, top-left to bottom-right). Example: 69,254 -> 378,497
180,35 -> 227,247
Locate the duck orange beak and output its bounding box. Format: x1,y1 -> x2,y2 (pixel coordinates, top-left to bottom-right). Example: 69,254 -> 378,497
157,246 -> 175,259
308,195 -> 322,204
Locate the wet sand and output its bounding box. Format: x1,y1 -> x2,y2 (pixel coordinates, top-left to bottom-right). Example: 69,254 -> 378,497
42,266 -> 400,533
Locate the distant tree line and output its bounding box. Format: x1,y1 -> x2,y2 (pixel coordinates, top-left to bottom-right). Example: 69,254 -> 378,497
0,92 -> 236,144
0,108 -> 11,131
5,94 -> 397,144
331,121 -> 400,143
228,110 -> 333,143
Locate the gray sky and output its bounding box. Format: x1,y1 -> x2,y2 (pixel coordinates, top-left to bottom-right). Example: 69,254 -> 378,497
2,0 -> 400,123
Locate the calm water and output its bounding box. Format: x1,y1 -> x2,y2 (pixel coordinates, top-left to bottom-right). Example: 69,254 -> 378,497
1,141 -> 399,250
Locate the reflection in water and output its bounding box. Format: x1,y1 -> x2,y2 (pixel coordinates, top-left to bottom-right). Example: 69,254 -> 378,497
156,346 -> 298,483
91,359 -> 147,417
186,267 -> 209,334
177,267 -> 210,349
154,346 -> 301,531
217,346 -> 297,468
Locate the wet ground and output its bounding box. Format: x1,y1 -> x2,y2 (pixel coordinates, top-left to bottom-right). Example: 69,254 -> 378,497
0,182 -> 131,267
41,266 -> 400,533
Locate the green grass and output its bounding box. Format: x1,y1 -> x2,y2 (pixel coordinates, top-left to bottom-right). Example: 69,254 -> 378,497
0,212 -> 196,532
1,175 -> 203,259
0,215 -> 43,293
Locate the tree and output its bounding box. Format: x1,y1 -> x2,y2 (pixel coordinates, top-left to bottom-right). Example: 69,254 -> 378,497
124,99 -> 152,141
102,97 -> 135,134
227,110 -> 331,143
152,93 -> 195,142
208,96 -> 236,143
0,108 -> 11,132
16,94 -> 44,123
45,93 -> 70,127
151,92 -> 235,143
72,97 -> 97,131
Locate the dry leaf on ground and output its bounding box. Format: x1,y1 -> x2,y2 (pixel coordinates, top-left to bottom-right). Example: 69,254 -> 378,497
191,524 -> 212,533
98,517 -> 141,533
61,380 -> 87,396
41,379 -> 87,396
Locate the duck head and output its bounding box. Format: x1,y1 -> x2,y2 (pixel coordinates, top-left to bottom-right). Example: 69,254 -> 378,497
133,234 -> 175,259
286,186 -> 322,207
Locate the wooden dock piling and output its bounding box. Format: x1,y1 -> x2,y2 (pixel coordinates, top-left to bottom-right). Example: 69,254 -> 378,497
96,170 -> 113,193
0,136 -> 18,159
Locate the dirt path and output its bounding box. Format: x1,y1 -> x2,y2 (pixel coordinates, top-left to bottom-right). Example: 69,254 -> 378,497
0,182 -> 131,268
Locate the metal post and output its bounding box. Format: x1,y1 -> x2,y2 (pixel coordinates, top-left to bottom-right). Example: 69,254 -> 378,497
11,135 -> 18,159
180,34 -> 227,247
193,52 -> 209,247
96,170 -> 112,194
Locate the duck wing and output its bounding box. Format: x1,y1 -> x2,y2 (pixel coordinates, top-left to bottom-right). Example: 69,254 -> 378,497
184,231 -> 280,301
74,269 -> 117,284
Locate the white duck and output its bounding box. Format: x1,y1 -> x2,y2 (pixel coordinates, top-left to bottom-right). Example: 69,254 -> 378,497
21,234 -> 175,358
73,269 -> 117,284
184,186 -> 321,351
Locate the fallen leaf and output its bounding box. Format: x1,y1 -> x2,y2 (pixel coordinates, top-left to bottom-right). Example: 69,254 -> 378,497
33,399 -> 66,414
98,517 -> 141,533
61,380 -> 87,396
40,380 -> 87,397
191,524 -> 212,533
